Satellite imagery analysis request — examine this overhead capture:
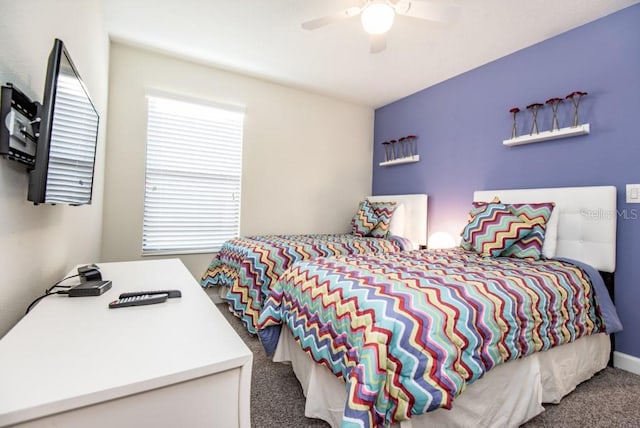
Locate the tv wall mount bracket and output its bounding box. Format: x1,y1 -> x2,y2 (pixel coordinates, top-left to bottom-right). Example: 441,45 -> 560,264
0,83 -> 41,167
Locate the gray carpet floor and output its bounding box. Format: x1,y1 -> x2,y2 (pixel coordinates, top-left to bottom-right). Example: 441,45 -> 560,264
214,302 -> 640,428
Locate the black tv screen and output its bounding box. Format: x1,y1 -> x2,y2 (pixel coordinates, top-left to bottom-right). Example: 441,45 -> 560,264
28,39 -> 99,205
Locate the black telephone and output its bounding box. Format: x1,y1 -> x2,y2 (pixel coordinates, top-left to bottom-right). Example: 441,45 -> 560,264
77,264 -> 102,282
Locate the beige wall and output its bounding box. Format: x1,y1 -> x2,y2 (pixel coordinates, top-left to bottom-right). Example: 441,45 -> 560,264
0,1 -> 109,337
102,43 -> 374,278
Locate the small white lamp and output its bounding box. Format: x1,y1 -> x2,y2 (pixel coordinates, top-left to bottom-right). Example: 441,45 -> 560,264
428,231 -> 457,249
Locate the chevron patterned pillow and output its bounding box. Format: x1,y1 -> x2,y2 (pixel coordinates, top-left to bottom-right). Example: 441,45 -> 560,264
461,203 -> 536,257
461,197 -> 501,250
501,202 -> 555,260
465,197 -> 501,224
368,201 -> 398,238
351,200 -> 378,236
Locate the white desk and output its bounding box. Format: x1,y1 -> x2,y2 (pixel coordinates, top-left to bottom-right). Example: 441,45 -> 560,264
0,259 -> 252,427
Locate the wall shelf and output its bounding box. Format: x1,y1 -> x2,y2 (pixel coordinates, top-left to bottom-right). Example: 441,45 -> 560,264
503,123 -> 590,146
379,155 -> 420,167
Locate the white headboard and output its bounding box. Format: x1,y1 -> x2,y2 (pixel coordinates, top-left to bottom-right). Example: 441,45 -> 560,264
367,194 -> 428,249
474,186 -> 616,273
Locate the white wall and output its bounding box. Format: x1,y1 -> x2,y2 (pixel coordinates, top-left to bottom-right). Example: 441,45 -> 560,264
102,43 -> 374,278
0,0 -> 109,337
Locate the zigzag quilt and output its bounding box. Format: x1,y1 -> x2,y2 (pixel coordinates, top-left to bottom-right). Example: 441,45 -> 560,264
258,248 -> 621,428
200,234 -> 402,334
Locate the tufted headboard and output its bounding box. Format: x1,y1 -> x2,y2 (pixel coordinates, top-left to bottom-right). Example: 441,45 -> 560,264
474,186 -> 616,273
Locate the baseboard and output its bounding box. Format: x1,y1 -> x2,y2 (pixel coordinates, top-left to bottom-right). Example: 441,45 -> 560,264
613,351 -> 640,376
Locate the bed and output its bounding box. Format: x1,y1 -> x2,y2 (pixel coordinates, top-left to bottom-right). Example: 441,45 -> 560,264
257,186 -> 623,428
200,194 -> 428,334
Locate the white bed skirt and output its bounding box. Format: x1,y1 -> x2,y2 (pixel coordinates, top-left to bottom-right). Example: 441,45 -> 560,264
274,328 -> 610,428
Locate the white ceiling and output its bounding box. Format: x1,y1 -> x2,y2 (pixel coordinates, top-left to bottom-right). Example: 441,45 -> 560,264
100,0 -> 638,108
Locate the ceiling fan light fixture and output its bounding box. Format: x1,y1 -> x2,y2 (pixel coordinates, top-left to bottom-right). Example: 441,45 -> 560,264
361,3 -> 395,35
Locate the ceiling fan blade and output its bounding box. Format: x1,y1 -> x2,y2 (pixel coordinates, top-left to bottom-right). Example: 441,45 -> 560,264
301,7 -> 362,30
370,33 -> 387,54
395,1 -> 459,23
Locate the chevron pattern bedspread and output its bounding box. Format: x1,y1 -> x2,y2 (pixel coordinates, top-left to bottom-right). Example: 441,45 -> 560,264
201,234 -> 402,334
258,248 -> 618,428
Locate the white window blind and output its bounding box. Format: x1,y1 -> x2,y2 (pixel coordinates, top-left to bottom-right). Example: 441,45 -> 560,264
143,95 -> 243,255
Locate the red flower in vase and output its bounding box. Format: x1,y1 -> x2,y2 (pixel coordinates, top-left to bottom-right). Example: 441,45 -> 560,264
526,103 -> 544,135
565,91 -> 588,126
509,108 -> 520,138
546,98 -> 564,131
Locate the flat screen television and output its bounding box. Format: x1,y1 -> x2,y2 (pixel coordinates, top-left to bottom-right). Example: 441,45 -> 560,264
27,39 -> 99,205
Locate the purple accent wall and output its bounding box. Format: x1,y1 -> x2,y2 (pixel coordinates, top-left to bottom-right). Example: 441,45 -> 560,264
373,4 -> 640,359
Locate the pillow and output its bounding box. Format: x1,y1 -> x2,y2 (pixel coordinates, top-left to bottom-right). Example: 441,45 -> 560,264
461,197 -> 501,250
351,200 -> 377,236
387,203 -> 405,237
500,202 -> 555,260
387,234 -> 413,251
461,203 -> 536,257
541,207 -> 559,258
461,198 -> 556,259
368,201 -> 398,238
465,197 -> 501,223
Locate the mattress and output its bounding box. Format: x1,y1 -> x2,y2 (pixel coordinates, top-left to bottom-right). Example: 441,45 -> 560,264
275,328 -> 610,428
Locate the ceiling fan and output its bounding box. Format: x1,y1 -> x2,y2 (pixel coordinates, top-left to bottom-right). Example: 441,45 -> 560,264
301,0 -> 458,53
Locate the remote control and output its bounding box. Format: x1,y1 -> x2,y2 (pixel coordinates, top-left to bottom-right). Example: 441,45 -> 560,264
118,289 -> 182,299
109,293 -> 169,309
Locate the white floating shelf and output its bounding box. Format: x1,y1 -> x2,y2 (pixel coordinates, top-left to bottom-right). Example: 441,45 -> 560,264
379,155 -> 420,167
503,123 -> 590,146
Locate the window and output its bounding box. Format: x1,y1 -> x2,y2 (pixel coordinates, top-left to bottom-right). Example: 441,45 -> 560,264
142,94 -> 244,255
